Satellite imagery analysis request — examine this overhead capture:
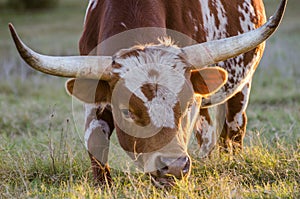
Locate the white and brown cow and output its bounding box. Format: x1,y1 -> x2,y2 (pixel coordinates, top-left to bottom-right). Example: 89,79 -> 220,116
9,0 -> 286,187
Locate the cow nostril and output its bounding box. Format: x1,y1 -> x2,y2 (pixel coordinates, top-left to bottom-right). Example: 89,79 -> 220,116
157,165 -> 169,177
161,165 -> 169,172
156,156 -> 191,178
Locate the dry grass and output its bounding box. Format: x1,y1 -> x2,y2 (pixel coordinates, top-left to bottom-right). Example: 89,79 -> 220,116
0,0 -> 299,198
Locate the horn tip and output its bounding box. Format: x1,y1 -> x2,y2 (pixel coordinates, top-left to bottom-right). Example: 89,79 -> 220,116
8,23 -> 15,34
8,23 -> 20,45
8,22 -> 13,28
268,0 -> 288,29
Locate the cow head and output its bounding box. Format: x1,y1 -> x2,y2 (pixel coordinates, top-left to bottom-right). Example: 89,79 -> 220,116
65,43 -> 227,186
8,0 -> 286,187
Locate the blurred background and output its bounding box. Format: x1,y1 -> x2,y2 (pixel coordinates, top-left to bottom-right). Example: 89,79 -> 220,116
0,0 -> 299,197
0,0 -> 299,139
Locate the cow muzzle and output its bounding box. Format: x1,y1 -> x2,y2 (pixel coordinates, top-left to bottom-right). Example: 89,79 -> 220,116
150,155 -> 191,188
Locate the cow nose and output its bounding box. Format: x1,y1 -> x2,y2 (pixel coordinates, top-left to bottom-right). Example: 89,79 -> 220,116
157,156 -> 191,179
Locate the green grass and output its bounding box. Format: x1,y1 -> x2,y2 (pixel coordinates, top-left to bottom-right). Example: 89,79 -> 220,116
0,0 -> 300,198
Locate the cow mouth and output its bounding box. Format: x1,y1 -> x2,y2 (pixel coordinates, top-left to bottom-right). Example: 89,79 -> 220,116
150,175 -> 177,188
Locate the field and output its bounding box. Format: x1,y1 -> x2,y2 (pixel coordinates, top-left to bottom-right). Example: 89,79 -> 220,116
0,0 -> 299,198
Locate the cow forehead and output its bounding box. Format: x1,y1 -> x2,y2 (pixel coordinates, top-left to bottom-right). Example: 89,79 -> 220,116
112,46 -> 191,128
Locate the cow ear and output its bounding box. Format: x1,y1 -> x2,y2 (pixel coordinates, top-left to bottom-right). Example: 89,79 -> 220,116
191,67 -> 228,97
65,78 -> 111,103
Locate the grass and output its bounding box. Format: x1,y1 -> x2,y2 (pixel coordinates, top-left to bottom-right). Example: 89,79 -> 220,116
0,0 -> 300,198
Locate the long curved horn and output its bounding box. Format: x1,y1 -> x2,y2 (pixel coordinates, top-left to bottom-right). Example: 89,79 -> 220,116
8,24 -> 112,81
182,0 -> 287,68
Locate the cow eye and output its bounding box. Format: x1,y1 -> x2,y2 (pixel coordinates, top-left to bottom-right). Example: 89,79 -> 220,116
121,109 -> 132,119
187,103 -> 193,110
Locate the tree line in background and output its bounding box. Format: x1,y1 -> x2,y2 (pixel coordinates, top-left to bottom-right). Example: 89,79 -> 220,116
6,0 -> 59,10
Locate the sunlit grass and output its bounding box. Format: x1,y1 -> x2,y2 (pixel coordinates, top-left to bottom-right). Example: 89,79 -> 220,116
1,114 -> 299,198
0,0 -> 300,198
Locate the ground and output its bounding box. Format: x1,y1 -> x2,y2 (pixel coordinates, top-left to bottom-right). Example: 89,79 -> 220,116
0,0 -> 299,198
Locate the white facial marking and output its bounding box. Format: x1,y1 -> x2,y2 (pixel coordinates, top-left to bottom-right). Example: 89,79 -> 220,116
113,46 -> 186,128
145,86 -> 177,128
